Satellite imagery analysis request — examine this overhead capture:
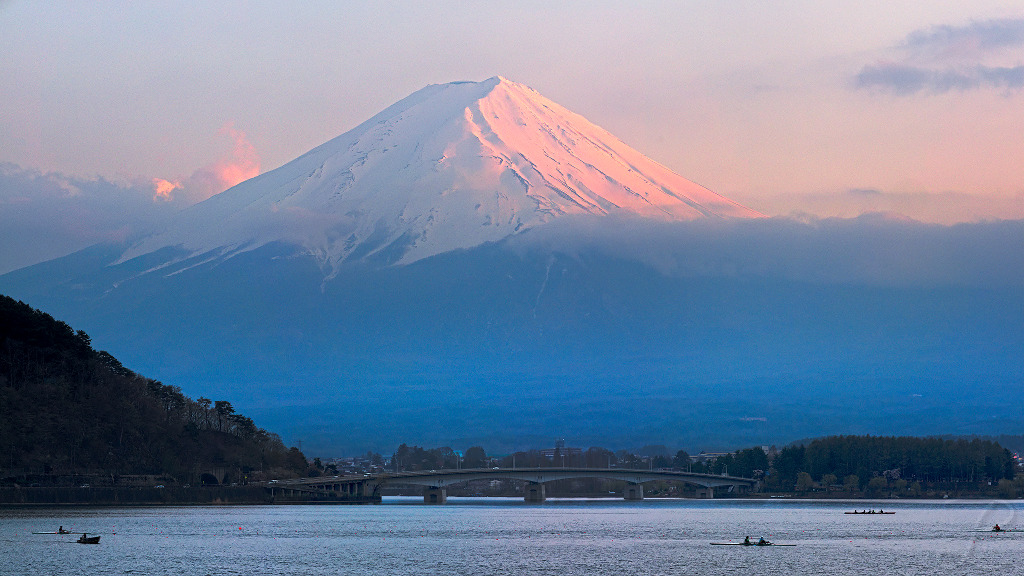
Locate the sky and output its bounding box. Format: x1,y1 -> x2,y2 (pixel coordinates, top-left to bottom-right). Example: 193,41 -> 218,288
2,0 -> 1024,273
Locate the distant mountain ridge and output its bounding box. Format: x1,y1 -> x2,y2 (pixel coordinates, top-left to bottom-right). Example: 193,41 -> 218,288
118,77 -> 760,277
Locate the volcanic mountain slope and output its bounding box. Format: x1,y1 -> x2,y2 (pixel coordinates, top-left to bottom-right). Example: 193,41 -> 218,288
118,77 -> 760,277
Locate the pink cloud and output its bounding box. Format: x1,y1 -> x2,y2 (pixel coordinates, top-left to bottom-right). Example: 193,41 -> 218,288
152,123 -> 261,205
152,177 -> 182,201
212,124 -> 261,189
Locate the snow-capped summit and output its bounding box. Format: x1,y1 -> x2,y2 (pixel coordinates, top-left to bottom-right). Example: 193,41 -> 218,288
121,77 -> 761,273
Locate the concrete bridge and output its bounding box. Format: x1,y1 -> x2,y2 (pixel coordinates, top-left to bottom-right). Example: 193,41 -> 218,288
266,468 -> 757,504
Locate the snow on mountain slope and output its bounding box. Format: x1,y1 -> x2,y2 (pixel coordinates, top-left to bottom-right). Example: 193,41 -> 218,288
119,77 -> 761,275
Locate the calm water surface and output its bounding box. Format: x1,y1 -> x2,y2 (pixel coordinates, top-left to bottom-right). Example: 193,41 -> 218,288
2,498 -> 1021,575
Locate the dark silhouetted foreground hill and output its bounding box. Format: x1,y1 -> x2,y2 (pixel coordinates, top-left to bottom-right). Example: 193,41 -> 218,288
0,294 -> 307,485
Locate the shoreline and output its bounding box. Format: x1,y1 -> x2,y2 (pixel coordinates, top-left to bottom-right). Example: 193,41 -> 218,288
0,486 -> 379,506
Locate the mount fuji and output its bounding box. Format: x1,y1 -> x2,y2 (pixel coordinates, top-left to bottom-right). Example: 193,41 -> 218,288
118,76 -> 759,277
2,78 -> 1021,454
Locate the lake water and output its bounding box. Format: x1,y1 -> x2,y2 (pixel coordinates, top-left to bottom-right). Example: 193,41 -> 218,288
2,498 -> 1021,575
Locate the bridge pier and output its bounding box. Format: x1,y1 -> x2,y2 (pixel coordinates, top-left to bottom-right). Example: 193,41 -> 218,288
524,482 -> 546,503
424,487 -> 447,504
356,481 -> 367,497
624,483 -> 644,500
695,487 -> 714,499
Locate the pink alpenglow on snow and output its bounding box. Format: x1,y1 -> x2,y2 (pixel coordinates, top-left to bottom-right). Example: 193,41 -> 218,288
120,77 -> 761,271
456,77 -> 762,221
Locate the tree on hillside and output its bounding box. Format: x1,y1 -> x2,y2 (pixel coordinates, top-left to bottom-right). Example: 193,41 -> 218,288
795,472 -> 815,492
672,450 -> 691,470
584,447 -> 616,468
464,446 -> 488,468
215,400 -> 234,432
843,474 -> 861,493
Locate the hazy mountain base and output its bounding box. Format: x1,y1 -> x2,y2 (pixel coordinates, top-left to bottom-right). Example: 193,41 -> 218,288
1,217 -> 1021,454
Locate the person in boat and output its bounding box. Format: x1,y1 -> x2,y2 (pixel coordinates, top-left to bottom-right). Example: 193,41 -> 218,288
994,524 -> 1002,532
58,526 -> 68,534
757,537 -> 770,546
743,536 -> 751,545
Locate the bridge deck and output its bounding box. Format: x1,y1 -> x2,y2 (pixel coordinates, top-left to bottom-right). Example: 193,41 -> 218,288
269,468 -> 757,500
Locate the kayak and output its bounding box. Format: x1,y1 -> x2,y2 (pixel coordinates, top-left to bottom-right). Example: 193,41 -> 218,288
710,542 -> 796,546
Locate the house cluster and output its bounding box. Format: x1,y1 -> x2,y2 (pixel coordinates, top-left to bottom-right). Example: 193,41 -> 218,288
324,456 -> 384,475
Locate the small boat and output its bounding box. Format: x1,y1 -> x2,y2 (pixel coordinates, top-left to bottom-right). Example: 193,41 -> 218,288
76,533 -> 100,544
711,537 -> 795,547
844,510 -> 895,514
711,542 -> 796,547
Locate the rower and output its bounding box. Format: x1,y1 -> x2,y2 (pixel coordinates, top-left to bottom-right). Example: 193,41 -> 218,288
743,536 -> 751,545
994,524 -> 1002,532
757,537 -> 770,546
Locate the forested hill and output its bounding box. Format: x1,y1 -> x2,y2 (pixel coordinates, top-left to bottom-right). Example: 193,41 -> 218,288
0,294 -> 308,485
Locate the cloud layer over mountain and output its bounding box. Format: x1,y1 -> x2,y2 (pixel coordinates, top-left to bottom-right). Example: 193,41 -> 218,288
511,214 -> 1024,288
0,163 -> 177,274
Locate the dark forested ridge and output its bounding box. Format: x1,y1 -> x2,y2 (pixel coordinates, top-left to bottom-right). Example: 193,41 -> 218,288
765,435 -> 1018,497
0,294 -> 308,486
